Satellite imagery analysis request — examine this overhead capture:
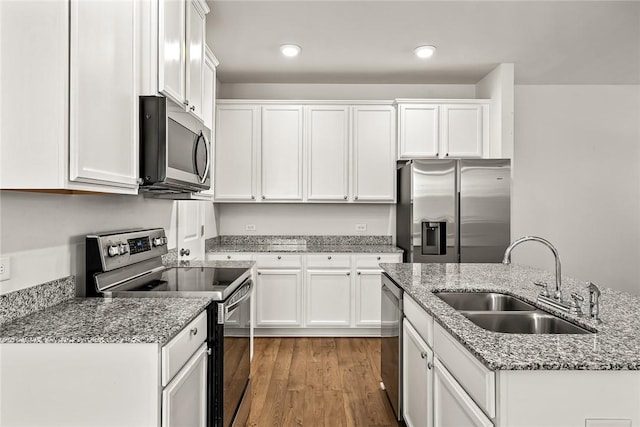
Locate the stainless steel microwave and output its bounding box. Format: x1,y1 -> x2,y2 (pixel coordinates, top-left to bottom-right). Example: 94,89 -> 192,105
139,96 -> 211,193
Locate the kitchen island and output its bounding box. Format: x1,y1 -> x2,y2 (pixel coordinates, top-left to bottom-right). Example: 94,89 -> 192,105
381,262 -> 640,427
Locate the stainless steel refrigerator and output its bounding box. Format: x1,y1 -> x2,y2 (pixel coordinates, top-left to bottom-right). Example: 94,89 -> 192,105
396,159 -> 511,263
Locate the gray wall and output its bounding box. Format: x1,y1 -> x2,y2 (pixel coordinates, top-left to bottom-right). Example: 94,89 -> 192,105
511,85 -> 640,293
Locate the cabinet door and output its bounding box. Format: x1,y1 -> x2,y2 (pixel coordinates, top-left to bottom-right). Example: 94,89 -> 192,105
177,200 -> 205,260
355,270 -> 382,326
398,104 -> 439,159
403,319 -> 434,427
352,106 -> 396,202
158,0 -> 186,105
255,270 -> 302,326
306,106 -> 350,201
162,344 -> 208,427
306,270 -> 352,327
186,0 -> 205,120
440,104 -> 484,158
202,51 -> 216,131
215,105 -> 259,201
433,358 -> 493,427
69,0 -> 138,190
261,106 -> 303,201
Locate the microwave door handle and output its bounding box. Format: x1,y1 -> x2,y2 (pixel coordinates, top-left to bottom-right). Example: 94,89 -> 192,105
200,132 -> 210,184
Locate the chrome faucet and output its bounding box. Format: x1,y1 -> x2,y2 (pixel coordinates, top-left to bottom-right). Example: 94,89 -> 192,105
502,236 -> 563,302
587,282 -> 602,323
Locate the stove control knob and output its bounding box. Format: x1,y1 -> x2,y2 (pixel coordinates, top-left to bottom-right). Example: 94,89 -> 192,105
118,243 -> 128,255
152,237 -> 167,247
107,245 -> 119,257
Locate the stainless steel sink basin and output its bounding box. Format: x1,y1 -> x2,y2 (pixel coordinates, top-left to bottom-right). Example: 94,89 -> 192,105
435,292 -> 536,311
461,311 -> 593,334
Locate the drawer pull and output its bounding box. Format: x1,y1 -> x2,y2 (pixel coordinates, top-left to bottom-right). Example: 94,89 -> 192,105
277,256 -> 282,260
377,256 -> 381,260
357,272 -> 361,275
328,256 -> 332,260
346,272 -> 351,276
190,327 -> 198,336
227,255 -> 231,259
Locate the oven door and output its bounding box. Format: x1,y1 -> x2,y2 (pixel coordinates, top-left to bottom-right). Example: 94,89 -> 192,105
211,279 -> 252,427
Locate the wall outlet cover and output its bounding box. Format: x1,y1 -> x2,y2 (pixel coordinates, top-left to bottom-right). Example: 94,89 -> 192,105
245,224 -> 256,231
355,224 -> 367,232
0,256 -> 11,281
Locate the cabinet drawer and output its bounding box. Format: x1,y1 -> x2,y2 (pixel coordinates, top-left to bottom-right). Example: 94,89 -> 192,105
306,253 -> 351,268
404,294 -> 433,347
433,322 -> 495,418
207,253 -> 254,261
355,253 -> 402,269
162,311 -> 207,387
256,254 -> 302,268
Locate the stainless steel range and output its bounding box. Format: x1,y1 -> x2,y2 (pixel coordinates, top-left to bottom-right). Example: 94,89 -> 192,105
85,228 -> 252,427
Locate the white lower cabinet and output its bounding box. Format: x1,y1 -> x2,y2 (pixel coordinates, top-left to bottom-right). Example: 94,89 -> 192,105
162,343 -> 208,427
433,358 -> 493,427
355,269 -> 383,326
0,311 -> 207,426
403,319 -> 434,427
255,269 -> 302,327
306,269 -> 352,327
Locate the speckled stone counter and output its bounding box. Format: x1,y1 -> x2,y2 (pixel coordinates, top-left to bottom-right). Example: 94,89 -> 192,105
206,235 -> 402,254
380,262 -> 640,371
0,297 -> 211,345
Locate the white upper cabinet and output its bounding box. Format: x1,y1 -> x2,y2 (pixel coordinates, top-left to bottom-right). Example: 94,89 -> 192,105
260,106 -> 304,201
352,106 -> 396,202
202,47 -> 218,132
0,0 -> 138,194
214,105 -> 259,201
305,106 -> 350,201
441,104 -> 486,158
158,0 -> 208,121
158,0 -> 186,106
398,104 -> 439,158
69,0 -> 138,190
185,0 -> 206,119
397,100 -> 490,160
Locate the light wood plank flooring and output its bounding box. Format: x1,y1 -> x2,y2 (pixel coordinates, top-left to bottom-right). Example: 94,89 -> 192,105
246,337 -> 401,427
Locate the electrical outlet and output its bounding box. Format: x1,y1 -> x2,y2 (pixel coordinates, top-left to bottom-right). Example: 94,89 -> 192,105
245,224 -> 256,231
355,223 -> 367,232
0,256 -> 11,281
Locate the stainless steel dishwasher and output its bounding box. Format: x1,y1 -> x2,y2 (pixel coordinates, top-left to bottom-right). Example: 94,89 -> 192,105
381,274 -> 403,421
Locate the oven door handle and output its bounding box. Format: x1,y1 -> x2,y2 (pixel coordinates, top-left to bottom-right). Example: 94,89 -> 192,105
218,280 -> 253,324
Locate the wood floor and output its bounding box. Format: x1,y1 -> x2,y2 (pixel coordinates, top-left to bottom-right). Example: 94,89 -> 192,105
245,337 -> 401,427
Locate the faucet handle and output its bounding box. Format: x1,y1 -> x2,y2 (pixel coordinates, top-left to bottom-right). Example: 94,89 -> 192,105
533,281 -> 550,297
586,282 -> 602,323
569,292 -> 584,316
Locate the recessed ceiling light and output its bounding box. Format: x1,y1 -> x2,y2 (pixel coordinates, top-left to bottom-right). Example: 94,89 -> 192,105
280,44 -> 301,57
414,45 -> 436,59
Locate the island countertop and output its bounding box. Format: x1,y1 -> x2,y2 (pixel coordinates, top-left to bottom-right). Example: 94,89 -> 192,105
380,262 -> 640,371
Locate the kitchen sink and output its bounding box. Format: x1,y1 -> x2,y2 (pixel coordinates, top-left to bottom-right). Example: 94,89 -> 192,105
461,311 -> 593,334
434,291 -> 594,334
435,291 -> 536,311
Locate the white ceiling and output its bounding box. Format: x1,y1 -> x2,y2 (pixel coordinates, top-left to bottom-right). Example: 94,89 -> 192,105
206,1 -> 640,85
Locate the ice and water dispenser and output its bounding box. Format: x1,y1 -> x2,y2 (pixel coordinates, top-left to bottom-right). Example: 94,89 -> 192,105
422,221 -> 447,255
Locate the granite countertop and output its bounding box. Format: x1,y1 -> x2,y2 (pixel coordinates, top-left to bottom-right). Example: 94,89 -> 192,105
0,297 -> 212,345
380,262 -> 640,371
206,235 -> 403,254
207,243 -> 403,253
0,261 -> 255,345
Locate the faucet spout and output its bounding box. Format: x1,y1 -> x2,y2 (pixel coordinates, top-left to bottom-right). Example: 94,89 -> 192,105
502,236 -> 563,301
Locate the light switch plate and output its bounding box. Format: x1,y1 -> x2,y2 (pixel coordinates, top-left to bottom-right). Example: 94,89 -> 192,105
0,256 -> 11,281
355,224 -> 367,232
245,224 -> 256,231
